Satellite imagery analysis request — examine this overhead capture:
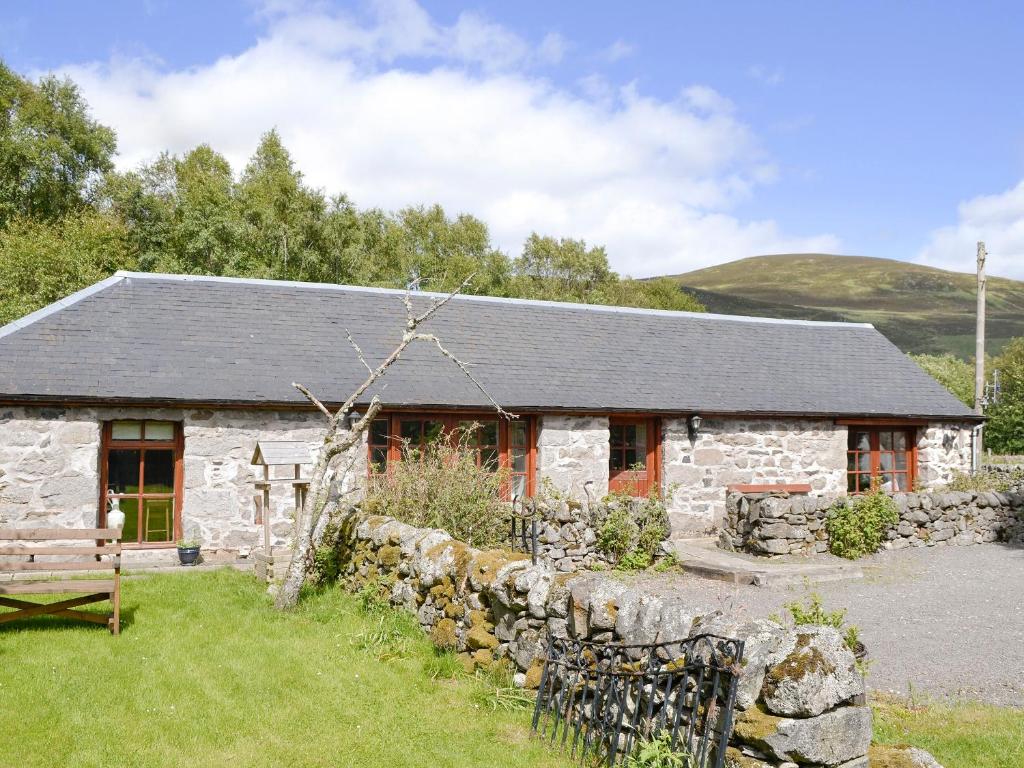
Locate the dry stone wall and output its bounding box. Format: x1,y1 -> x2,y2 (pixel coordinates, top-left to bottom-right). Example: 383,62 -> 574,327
333,509 -> 891,768
722,487 -> 1024,556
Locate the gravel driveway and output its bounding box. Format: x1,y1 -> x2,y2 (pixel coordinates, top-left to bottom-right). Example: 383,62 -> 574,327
630,543 -> 1024,707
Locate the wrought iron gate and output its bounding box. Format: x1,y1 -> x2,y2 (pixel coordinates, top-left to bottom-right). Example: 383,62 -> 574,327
531,633 -> 744,768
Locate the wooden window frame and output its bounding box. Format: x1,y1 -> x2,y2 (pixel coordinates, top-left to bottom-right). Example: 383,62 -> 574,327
367,413 -> 536,498
98,421 -> 184,547
846,426 -> 917,494
608,416 -> 662,497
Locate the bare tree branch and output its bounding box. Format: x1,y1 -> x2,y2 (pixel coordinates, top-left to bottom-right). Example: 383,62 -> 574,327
345,329 -> 374,375
412,332 -> 514,420
292,382 -> 332,419
412,274 -> 475,326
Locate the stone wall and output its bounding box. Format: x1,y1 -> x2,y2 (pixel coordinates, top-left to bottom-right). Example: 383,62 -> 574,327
722,487 -> 1024,556
663,418 -> 847,534
536,415 -> 609,500
917,423 -> 973,486
333,510 -> 881,768
0,405 -> 363,559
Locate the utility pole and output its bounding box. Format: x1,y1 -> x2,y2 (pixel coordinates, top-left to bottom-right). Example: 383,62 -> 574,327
974,241 -> 987,415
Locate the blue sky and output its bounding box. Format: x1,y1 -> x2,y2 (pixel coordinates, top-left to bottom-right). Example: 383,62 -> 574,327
3,0 -> 1023,278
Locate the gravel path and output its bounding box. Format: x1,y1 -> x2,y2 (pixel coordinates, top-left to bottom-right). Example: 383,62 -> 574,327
629,543 -> 1024,707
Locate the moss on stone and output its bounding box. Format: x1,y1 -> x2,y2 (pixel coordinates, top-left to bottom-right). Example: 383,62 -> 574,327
763,633 -> 836,694
524,658 -> 545,689
470,549 -> 528,589
723,747 -> 773,768
377,545 -> 401,568
732,704 -> 784,746
457,652 -> 476,674
430,618 -> 459,651
443,602 -> 464,619
466,624 -> 499,651
429,580 -> 455,601
471,648 -> 494,670
868,745 -> 923,768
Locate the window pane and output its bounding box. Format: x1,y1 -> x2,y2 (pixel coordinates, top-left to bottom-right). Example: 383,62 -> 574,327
119,498 -> 139,543
895,452 -> 907,471
880,452 -> 894,471
893,431 -> 908,451
511,474 -> 527,500
370,447 -> 388,470
370,419 -> 389,445
622,425 -> 637,447
481,447 -> 499,471
610,450 -> 625,471
880,431 -> 893,450
624,448 -> 638,468
879,473 -> 894,492
847,453 -> 857,471
143,499 -> 174,542
509,421 -> 527,448
893,473 -> 910,491
634,424 -> 647,455
144,421 -> 174,441
511,447 -> 527,473
144,450 -> 175,493
400,420 -> 422,444
424,421 -> 445,443
610,425 -> 624,446
111,421 -> 142,440
858,453 -> 870,473
108,449 -> 140,494
847,473 -> 858,493
853,432 -> 870,451
858,474 -> 873,492
478,421 -> 498,447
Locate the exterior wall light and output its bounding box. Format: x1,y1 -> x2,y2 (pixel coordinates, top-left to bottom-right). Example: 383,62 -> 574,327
687,414 -> 702,440
346,411 -> 362,430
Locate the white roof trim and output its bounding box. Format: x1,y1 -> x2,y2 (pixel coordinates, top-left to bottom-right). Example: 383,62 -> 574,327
112,271 -> 875,329
0,273 -> 127,341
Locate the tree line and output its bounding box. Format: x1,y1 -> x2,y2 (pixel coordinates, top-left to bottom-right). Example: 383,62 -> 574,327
0,62 -> 702,327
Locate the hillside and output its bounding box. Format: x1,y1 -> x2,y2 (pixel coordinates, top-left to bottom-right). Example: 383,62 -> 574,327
667,254 -> 1024,358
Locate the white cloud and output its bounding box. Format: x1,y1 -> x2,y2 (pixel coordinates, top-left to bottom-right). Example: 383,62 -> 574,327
917,180 -> 1024,279
748,65 -> 784,87
56,0 -> 837,276
604,40 -> 634,62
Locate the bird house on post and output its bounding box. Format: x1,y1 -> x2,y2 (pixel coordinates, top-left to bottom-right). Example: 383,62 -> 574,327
251,440 -> 312,582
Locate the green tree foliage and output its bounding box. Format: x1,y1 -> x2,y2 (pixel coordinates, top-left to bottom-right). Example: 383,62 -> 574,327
0,61 -> 116,226
985,338 -> 1024,454
0,67 -> 705,327
911,353 -> 974,406
0,211 -> 134,325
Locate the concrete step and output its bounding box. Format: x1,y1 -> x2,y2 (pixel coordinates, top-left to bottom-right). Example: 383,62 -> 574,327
670,540 -> 863,587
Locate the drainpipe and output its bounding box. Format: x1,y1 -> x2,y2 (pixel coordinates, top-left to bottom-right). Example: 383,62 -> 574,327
971,424 -> 984,473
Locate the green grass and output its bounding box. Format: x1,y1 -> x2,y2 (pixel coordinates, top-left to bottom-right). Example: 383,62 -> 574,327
0,570 -> 570,768
873,695 -> 1024,768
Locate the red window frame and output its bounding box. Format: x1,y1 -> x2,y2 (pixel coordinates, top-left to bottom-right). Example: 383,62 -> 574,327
608,416 -> 661,497
98,420 -> 184,547
846,427 -> 917,493
367,413 -> 536,498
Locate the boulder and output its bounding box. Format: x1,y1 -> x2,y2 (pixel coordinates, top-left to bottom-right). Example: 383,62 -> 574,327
733,704 -> 872,767
761,627 -> 864,717
869,744 -> 944,767
690,613 -> 785,710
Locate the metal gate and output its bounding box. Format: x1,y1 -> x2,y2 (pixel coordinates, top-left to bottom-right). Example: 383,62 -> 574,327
531,633 -> 744,768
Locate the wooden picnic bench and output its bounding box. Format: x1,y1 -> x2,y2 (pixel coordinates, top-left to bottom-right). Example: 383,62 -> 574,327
0,528 -> 122,634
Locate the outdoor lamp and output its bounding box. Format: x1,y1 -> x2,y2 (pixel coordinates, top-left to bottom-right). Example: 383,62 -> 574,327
346,411 -> 361,429
687,414 -> 702,440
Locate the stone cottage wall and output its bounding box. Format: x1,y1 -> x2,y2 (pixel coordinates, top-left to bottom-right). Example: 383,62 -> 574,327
917,423 -> 973,486
0,405 -> 362,558
722,487 -> 1024,556
334,510 -> 877,768
662,418 -> 848,534
536,414 -> 609,500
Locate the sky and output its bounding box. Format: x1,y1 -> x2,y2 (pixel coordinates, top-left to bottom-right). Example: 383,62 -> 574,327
2,0 -> 1023,279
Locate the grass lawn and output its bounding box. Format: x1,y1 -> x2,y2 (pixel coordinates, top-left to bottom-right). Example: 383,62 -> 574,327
872,694 -> 1024,768
0,569 -> 571,768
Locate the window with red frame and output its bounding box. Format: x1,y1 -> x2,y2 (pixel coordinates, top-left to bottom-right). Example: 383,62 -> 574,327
847,428 -> 916,493
367,414 -> 535,497
608,416 -> 661,497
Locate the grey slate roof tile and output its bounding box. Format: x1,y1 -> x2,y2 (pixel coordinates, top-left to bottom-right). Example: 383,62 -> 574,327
0,272 -> 976,419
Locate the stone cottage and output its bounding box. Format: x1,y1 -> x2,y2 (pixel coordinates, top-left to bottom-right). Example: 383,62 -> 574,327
0,272 -> 978,560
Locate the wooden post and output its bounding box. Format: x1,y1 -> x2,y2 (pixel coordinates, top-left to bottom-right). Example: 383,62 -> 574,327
975,241 -> 987,416
263,464 -> 271,556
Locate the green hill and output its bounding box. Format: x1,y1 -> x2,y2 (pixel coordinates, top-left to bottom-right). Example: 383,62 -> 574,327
667,254 -> 1024,358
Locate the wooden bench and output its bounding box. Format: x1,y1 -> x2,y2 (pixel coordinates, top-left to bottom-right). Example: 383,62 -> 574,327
0,528 -> 122,635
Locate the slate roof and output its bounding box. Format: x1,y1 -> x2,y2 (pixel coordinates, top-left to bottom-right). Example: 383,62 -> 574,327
0,272 -> 977,420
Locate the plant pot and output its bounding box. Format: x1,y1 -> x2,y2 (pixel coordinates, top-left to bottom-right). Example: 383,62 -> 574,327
177,546 -> 201,566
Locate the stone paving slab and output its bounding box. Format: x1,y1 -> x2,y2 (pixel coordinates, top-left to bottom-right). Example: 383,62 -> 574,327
671,538 -> 864,586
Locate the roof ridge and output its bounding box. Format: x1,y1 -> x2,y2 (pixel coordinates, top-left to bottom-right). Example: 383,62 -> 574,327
0,273 -> 127,341
112,271 -> 875,329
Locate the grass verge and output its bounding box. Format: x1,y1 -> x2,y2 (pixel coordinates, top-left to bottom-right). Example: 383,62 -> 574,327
872,694 -> 1024,768
0,569 -> 569,768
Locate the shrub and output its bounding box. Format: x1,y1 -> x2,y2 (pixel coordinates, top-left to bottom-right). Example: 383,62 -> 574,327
785,593 -> 863,656
361,425 -> 510,549
944,468 -> 1024,493
594,490 -> 670,567
826,487 -> 899,559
